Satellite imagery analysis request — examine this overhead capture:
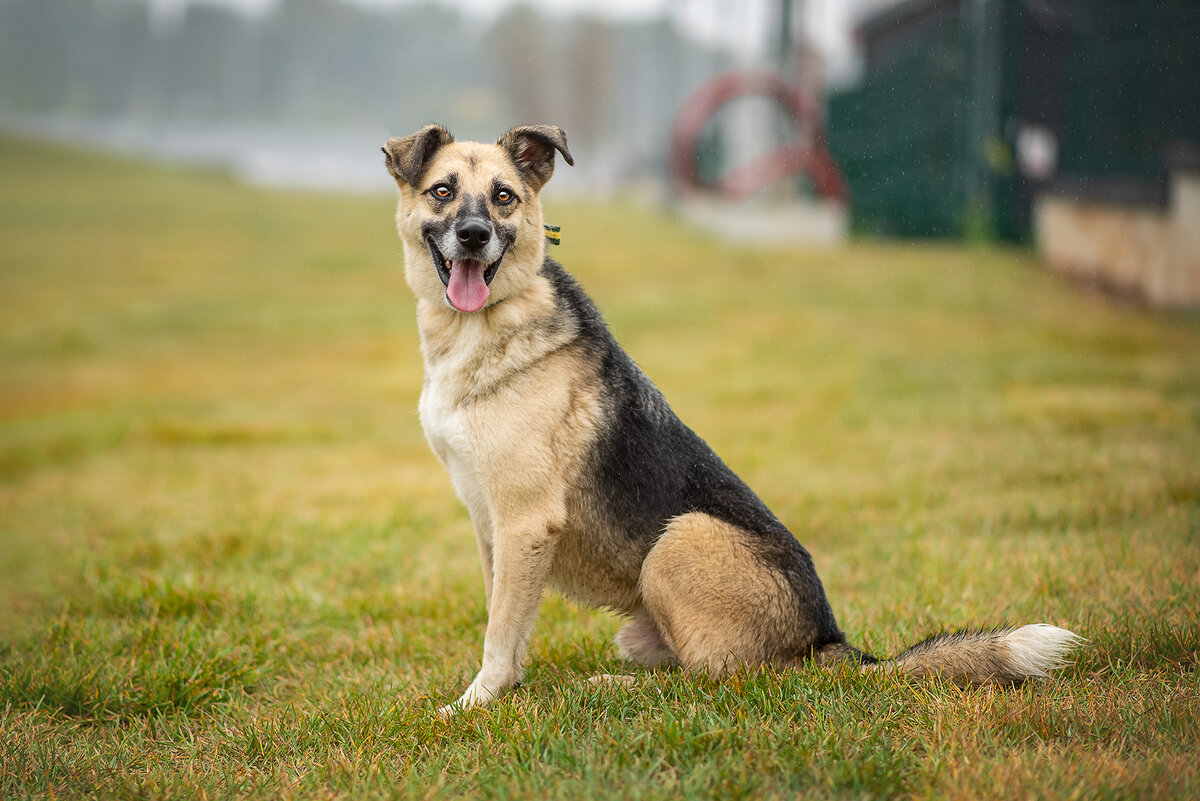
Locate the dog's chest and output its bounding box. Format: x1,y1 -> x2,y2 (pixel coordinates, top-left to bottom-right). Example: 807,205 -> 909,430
414,307 -> 581,486
418,364 -> 485,503
416,344 -> 547,527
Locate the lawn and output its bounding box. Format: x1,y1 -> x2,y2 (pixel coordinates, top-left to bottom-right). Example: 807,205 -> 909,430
1,135 -> 1198,800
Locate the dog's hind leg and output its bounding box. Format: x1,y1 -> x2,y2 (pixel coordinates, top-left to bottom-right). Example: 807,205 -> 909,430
615,614 -> 678,669
639,512 -> 826,675
575,614 -> 671,692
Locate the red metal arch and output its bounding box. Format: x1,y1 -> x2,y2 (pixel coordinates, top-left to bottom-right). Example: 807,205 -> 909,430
668,71 -> 846,202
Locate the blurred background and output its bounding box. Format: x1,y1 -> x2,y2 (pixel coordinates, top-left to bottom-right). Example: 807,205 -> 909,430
1,0 -> 1198,304
0,0 -> 863,193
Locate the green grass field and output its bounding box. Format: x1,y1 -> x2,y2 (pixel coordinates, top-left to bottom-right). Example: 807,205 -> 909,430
1,135 -> 1198,800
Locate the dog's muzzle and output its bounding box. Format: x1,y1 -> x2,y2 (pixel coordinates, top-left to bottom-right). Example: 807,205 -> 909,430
427,220 -> 504,313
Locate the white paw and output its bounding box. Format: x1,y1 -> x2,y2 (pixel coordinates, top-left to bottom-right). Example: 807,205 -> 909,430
586,673 -> 636,688
436,677 -> 506,718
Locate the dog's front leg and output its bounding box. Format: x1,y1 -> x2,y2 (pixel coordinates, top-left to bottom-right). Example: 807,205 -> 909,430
473,524 -> 495,613
439,520 -> 557,716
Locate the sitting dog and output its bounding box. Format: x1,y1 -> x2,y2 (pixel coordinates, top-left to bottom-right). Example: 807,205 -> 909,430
382,124 -> 1080,715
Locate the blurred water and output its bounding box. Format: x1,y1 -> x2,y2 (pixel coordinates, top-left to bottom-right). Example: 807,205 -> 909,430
2,115 -> 396,194
0,114 -> 638,199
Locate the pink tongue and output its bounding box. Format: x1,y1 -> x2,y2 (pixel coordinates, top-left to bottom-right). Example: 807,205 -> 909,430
447,259 -> 490,313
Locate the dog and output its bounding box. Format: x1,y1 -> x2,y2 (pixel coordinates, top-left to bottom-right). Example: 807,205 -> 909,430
382,124 -> 1081,715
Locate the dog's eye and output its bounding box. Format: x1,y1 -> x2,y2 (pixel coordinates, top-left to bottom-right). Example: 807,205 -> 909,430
429,184 -> 454,200
494,188 -> 514,205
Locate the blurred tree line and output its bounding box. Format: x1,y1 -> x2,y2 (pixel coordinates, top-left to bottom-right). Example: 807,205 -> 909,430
0,0 -> 730,172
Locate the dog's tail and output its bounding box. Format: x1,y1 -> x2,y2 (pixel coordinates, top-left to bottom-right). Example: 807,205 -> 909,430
830,624 -> 1083,685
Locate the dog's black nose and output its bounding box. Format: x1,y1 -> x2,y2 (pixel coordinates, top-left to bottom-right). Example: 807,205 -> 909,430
456,220 -> 492,251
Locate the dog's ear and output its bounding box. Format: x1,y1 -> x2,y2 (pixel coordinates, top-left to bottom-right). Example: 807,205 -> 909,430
383,124 -> 454,186
496,125 -> 574,192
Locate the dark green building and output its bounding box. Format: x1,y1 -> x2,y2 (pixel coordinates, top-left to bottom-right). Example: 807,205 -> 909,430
827,0 -> 1200,240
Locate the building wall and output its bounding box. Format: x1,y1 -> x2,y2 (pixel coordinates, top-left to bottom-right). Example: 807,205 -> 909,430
1036,172 -> 1200,308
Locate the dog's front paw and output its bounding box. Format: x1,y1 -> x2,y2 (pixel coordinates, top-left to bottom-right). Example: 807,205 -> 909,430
437,676 -> 510,718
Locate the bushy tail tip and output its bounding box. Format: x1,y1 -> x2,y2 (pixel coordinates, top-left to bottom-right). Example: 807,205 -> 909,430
1001,624 -> 1084,678
881,624 -> 1083,685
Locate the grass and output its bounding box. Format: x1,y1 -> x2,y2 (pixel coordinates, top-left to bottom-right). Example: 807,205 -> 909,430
1,134 -> 1198,800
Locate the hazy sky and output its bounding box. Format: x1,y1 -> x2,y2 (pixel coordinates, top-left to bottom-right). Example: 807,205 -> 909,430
142,0 -> 875,71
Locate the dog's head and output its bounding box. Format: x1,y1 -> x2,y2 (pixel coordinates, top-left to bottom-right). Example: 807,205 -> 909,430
383,124 -> 573,314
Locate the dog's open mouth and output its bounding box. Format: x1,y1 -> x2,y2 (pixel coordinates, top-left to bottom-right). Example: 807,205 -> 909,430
427,238 -> 502,313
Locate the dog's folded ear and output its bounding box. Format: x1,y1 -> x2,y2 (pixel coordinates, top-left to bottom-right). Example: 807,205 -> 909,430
383,124 -> 454,186
496,125 -> 574,192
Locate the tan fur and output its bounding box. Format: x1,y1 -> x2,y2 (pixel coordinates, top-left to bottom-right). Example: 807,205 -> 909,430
639,513 -> 808,675
415,281 -> 604,713
613,615 -> 678,669
388,127 -> 635,713
876,625 -> 1082,685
